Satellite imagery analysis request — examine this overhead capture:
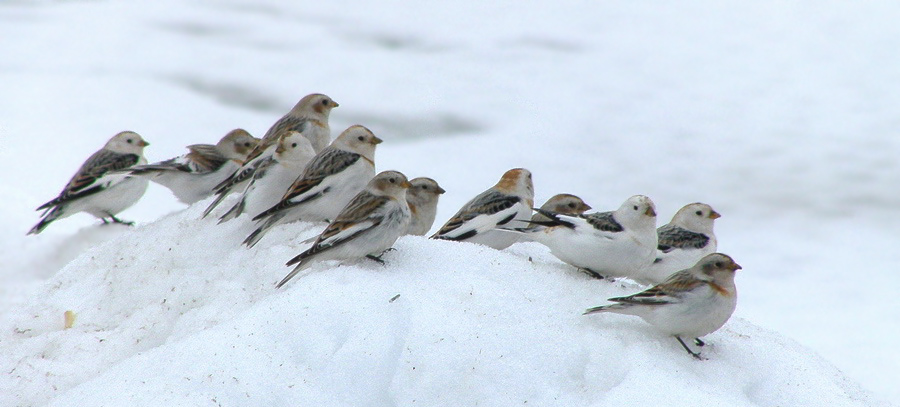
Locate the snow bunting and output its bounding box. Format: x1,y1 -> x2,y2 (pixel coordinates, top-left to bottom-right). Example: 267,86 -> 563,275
277,170 -> 412,288
126,129 -> 259,204
244,125 -> 381,248
28,131 -> 150,235
431,168 -> 534,250
635,203 -> 721,285
520,195 -> 658,279
218,131 -> 316,223
530,193 -> 592,226
405,177 -> 445,236
584,253 -> 741,359
203,93 -> 338,216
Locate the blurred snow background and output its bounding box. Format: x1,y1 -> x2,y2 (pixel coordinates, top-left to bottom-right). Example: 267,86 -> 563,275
1,0 -> 898,404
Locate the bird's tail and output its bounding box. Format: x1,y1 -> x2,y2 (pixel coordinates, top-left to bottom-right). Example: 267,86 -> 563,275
243,213 -> 284,248
583,303 -> 630,315
217,198 -> 245,224
202,189 -> 230,218
27,206 -> 62,235
275,262 -> 307,288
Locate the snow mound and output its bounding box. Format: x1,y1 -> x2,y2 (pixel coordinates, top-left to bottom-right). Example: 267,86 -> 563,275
1,203 -> 882,407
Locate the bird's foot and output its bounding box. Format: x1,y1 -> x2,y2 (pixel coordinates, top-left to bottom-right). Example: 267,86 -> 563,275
579,268 -> 606,280
366,254 -> 386,265
104,213 -> 134,226
694,338 -> 706,347
676,336 -> 705,360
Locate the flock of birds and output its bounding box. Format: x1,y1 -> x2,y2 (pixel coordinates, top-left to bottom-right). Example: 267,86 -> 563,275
29,93 -> 740,359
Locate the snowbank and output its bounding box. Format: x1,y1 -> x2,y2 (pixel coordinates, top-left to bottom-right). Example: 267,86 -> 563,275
0,204 -> 882,407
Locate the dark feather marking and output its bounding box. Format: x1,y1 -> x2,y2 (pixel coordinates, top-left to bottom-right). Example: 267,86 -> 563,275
582,211 -> 623,233
434,191 -> 520,237
657,225 -> 710,252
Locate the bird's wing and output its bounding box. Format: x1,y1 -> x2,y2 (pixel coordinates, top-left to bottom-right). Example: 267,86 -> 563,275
39,150 -> 140,210
608,270 -> 702,305
286,192 -> 389,265
245,116 -> 310,163
281,148 -> 360,202
657,225 -> 710,252
432,190 -> 522,240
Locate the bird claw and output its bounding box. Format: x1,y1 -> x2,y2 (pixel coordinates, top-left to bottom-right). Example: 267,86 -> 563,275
366,254 -> 386,265
676,336 -> 705,360
694,338 -> 705,347
579,268 -> 606,280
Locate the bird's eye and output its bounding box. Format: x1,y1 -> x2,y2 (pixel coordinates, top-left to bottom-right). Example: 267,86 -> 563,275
127,139 -> 133,144
421,185 -> 428,190
244,142 -> 251,147
633,205 -> 638,210
322,99 -> 329,106
357,136 -> 364,141
568,203 -> 576,208
695,210 -> 703,216
292,143 -> 298,148
715,262 -> 723,268
389,178 -> 396,183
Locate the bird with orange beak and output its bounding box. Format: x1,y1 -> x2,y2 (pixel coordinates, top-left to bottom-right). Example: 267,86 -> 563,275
635,202 -> 722,285
516,195 -> 659,280
29,131 -> 151,234
431,168 -> 534,250
277,170 -> 412,288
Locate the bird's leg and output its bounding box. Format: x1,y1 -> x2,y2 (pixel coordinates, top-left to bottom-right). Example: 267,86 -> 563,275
676,336 -> 703,360
694,338 -> 705,347
101,218 -> 110,224
365,248 -> 397,265
579,268 -> 605,280
106,212 -> 135,226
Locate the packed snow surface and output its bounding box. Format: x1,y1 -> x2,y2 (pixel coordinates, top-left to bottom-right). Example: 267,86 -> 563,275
1,0 -> 898,405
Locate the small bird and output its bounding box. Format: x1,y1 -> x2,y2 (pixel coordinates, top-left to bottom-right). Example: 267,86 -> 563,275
203,93 -> 338,217
430,168 -> 534,250
584,253 -> 741,359
244,125 -> 381,248
217,131 -> 316,223
530,193 -> 592,226
125,129 -> 259,204
635,203 -> 721,285
520,195 -> 658,279
277,170 -> 413,288
405,177 -> 446,236
29,131 -> 151,235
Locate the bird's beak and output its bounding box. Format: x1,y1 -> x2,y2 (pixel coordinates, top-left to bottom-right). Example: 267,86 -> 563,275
581,203 -> 592,211
330,101 -> 340,108
139,140 -> 150,147
401,180 -> 412,188
436,186 -> 447,194
709,210 -> 721,219
732,262 -> 742,271
645,207 -> 656,217
371,136 -> 383,145
275,143 -> 286,154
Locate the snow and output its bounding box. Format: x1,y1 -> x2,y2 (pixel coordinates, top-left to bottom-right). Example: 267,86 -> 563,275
1,0 -> 898,405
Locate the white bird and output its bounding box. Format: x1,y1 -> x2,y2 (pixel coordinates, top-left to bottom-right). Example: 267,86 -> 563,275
405,177 -> 445,236
520,195 -> 658,280
635,203 -> 721,285
203,93 -> 338,217
244,125 -> 381,248
217,131 -> 316,223
29,131 -> 151,235
584,253 -> 741,359
125,129 -> 259,204
530,193 -> 592,226
430,168 -> 534,250
276,170 -> 412,288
